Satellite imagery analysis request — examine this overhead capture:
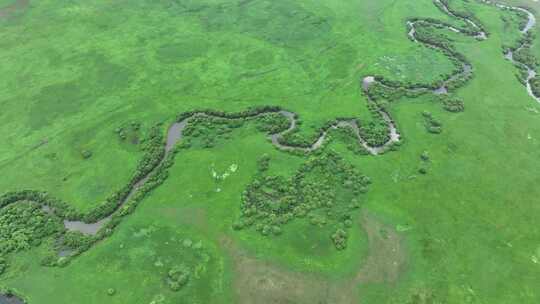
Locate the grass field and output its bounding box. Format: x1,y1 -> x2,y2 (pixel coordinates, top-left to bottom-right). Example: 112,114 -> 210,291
1,0 -> 540,303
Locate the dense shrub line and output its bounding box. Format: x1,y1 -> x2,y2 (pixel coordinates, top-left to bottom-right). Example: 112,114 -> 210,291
439,96 -> 465,113
435,0 -> 489,37
327,127 -> 371,156
422,111 -> 443,134
377,0 -> 484,96
175,105 -> 283,123
0,124 -> 168,266
0,191 -> 80,219
83,124 -> 166,223
55,147 -> 178,263
499,7 -> 540,97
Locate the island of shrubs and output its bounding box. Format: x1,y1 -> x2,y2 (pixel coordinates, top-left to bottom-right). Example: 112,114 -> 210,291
439,95 -> 465,113
115,121 -> 142,144
167,265 -> 190,291
422,111 -> 443,134
233,152 -> 370,250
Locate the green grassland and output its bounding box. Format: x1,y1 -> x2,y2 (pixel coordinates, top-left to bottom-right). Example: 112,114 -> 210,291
1,0 -> 540,303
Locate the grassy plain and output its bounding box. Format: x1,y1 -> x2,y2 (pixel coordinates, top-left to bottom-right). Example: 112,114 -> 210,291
1,0 -> 540,303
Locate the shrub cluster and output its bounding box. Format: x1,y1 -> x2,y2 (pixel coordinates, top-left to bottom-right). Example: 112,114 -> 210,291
182,115 -> 244,148
327,127 -> 370,156
83,124 -> 165,223
530,75 -> 540,97
115,121 -> 141,144
513,46 -> 538,70
419,151 -> 431,175
255,112 -> 291,134
439,95 -> 465,112
175,106 -> 283,123
367,19 -> 474,100
504,31 -> 539,88
167,265 -> 190,291
0,201 -> 63,255
233,152 -> 369,250
422,111 -> 443,134
278,118 -> 340,150
331,229 -> 348,250
434,0 -> 489,36
62,231 -> 94,251
0,257 -> 6,275
0,191 -> 80,219
81,150 -> 92,159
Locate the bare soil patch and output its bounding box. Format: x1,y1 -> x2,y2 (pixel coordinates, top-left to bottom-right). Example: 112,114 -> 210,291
356,211 -> 407,284
221,210 -> 408,303
0,0 -> 28,19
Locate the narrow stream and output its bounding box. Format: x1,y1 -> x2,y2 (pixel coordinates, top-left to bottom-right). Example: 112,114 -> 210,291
1,0 -> 539,302
481,0 -> 540,103
60,97 -> 401,236
407,0 -> 484,95
2,0 -> 535,246
62,120 -> 191,235
18,0 -> 502,239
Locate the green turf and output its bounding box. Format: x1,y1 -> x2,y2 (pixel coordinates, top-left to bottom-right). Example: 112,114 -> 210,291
1,0 -> 540,303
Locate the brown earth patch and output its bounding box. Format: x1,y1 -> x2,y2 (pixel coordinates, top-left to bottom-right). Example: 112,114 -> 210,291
220,210 -> 408,303
355,211 -> 407,284
160,206 -> 209,233
0,0 -> 28,19
220,236 -> 356,304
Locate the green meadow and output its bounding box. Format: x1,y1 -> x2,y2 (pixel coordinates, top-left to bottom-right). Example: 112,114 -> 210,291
1,0 -> 539,303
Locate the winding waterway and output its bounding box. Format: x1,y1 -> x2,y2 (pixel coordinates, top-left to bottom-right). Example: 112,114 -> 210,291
1,0 -> 540,302
482,0 -> 540,103
4,0 -> 536,240
54,0 -> 492,236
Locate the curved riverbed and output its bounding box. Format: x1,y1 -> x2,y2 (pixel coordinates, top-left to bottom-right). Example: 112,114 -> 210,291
56,0 -> 540,238
406,0 -> 484,94
3,0 -> 508,239
2,0 -> 540,302
61,96 -> 401,235
481,0 -> 539,103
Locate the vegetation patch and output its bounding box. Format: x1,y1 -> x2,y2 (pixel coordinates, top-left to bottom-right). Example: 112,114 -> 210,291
0,201 -> 62,255
422,111 -> 443,134
233,152 -> 369,250
181,116 -> 244,149
166,264 -> 190,291
115,121 -> 142,145
439,95 -> 465,112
